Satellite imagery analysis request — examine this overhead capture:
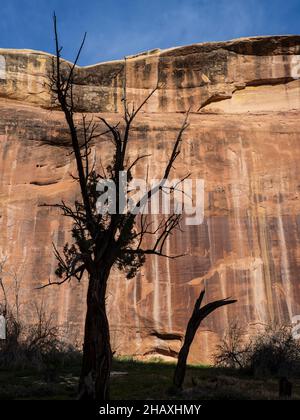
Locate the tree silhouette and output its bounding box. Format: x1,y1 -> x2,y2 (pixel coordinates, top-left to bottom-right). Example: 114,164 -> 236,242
41,14 -> 190,400
173,289 -> 237,389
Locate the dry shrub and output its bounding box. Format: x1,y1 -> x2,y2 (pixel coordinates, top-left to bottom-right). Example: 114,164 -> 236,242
0,302 -> 79,376
214,323 -> 252,370
0,258 -> 80,375
215,323 -> 300,378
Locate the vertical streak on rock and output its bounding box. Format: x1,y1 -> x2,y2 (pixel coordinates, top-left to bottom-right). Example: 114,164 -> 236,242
153,251 -> 160,330
6,142 -> 17,250
231,137 -> 248,259
251,258 -> 266,322
133,277 -> 142,353
277,198 -> 293,321
206,217 -> 230,329
165,238 -> 172,332
250,149 -> 274,323
240,140 -> 262,322
207,218 -> 215,265
219,268 -> 229,330
50,226 -> 59,320
256,208 -> 275,322
150,211 -> 161,333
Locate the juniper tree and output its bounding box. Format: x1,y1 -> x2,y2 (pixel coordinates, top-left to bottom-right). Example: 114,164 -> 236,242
40,15 -> 190,400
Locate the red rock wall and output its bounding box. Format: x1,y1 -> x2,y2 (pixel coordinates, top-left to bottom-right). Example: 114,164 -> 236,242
1,36 -> 300,363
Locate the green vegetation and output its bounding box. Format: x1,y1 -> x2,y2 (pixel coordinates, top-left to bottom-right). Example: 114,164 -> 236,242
1,357 -> 300,400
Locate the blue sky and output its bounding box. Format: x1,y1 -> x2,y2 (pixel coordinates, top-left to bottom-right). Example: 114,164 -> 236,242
0,0 -> 299,66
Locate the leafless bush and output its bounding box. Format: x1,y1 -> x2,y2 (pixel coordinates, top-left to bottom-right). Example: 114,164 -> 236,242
0,304 -> 75,373
214,323 -> 251,370
25,301 -> 61,354
249,325 -> 300,377
0,258 -> 80,374
215,323 -> 300,377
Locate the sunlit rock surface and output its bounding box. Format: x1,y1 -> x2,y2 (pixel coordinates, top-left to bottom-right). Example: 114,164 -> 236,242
1,35 -> 300,363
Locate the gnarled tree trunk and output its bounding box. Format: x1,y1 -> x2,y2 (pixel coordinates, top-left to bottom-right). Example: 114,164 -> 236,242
78,267 -> 113,400
174,289 -> 237,389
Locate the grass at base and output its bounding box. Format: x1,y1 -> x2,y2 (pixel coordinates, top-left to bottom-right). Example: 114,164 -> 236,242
0,356 -> 300,400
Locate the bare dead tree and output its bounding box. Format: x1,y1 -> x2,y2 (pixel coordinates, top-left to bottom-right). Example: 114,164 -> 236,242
173,289 -> 237,389
40,14 -> 190,400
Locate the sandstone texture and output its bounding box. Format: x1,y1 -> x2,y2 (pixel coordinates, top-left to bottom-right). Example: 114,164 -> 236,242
1,36 -> 300,363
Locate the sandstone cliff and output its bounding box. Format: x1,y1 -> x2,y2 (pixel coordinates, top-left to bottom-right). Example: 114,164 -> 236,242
1,35 -> 300,363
